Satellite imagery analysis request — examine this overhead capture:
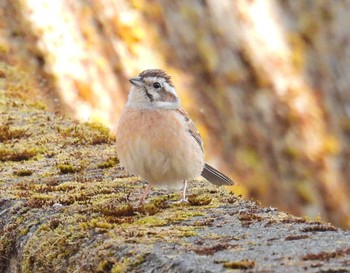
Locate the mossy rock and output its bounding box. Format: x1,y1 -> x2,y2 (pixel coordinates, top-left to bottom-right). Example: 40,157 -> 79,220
1,63 -> 350,273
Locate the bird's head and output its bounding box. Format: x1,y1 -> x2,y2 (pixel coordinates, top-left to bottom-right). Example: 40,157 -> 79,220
126,69 -> 180,109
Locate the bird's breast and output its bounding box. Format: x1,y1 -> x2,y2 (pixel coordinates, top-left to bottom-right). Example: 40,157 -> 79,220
116,108 -> 204,186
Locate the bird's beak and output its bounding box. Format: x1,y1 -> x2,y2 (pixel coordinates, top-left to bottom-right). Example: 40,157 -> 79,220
129,77 -> 143,87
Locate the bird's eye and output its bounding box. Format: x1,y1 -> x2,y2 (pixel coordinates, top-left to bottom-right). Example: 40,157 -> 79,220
153,82 -> 161,89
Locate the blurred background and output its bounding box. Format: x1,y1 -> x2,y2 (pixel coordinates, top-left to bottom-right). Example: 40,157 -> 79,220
1,0 -> 350,228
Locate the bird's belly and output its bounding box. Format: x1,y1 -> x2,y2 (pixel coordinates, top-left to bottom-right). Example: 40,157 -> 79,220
116,108 -> 204,189
119,137 -> 204,189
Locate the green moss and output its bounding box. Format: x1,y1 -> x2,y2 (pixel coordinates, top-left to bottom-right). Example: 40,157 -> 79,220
28,101 -> 47,110
57,122 -> 115,145
0,64 -> 243,271
21,217 -> 88,273
57,163 -> 80,174
110,259 -> 136,273
134,216 -> 167,227
97,202 -> 135,217
223,260 -> 256,269
97,260 -> 113,272
0,147 -> 39,161
97,157 -> 119,169
0,125 -> 28,142
19,227 -> 30,236
84,122 -> 110,136
0,228 -> 18,268
178,228 -> 198,237
98,260 -> 128,273
24,197 -> 54,208
13,169 -> 33,176
136,203 -> 161,216
87,218 -> 115,229
167,210 -> 205,222
188,194 -> 212,206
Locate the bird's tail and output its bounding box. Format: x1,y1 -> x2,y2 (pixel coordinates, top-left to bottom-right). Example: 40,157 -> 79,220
201,163 -> 234,186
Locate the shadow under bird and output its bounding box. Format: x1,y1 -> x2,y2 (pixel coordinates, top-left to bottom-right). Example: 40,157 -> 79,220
116,69 -> 234,204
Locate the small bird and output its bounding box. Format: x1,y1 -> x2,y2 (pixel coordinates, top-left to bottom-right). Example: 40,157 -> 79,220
116,69 -> 233,204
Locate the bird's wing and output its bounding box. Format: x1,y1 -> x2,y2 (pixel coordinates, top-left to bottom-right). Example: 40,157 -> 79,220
175,108 -> 204,153
175,108 -> 234,186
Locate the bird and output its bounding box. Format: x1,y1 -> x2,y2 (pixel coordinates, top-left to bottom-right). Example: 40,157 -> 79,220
116,69 -> 234,204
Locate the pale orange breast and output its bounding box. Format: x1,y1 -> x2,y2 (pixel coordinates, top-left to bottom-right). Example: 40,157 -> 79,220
116,108 -> 204,188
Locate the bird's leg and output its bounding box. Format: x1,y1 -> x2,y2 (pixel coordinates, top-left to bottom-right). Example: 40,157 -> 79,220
139,183 -> 152,205
178,180 -> 188,203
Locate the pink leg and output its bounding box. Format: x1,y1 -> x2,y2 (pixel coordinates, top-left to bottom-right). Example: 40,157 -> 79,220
139,184 -> 152,205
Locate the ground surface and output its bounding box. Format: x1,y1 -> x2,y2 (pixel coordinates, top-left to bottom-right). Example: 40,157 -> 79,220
0,65 -> 350,273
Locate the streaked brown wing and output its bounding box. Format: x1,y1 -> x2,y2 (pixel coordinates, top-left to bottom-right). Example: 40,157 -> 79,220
175,108 -> 204,153
175,108 -> 234,186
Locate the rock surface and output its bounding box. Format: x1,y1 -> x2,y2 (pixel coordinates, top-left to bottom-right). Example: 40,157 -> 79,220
1,66 -> 350,273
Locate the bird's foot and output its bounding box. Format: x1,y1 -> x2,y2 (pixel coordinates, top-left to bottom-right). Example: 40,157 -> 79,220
174,197 -> 189,204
